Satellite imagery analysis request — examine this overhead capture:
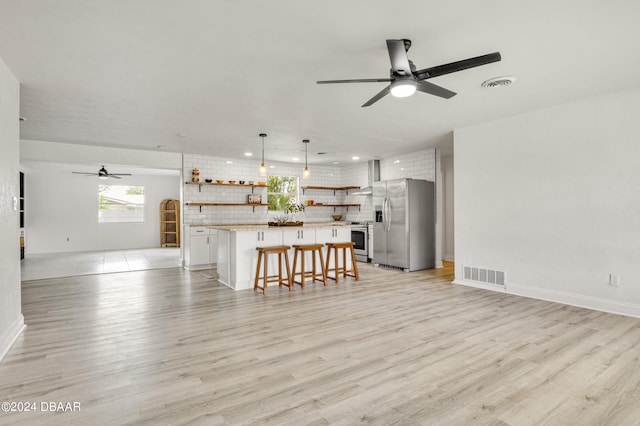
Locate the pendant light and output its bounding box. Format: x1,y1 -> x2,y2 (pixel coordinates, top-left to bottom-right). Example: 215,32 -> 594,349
302,139 -> 310,179
258,133 -> 267,176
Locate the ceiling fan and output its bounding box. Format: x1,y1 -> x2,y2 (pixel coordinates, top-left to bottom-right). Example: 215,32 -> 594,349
72,166 -> 132,180
317,39 -> 501,107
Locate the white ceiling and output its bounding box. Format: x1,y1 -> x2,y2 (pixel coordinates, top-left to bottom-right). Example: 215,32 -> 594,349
1,0 -> 639,166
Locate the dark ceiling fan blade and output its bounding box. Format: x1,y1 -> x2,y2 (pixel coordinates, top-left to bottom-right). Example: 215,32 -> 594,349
111,174 -> 132,176
386,39 -> 412,75
416,81 -> 457,99
362,85 -> 391,107
110,175 -> 122,179
317,78 -> 391,84
72,172 -> 97,176
414,52 -> 501,80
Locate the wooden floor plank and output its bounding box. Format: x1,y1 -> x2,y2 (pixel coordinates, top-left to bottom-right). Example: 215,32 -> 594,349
1,262 -> 640,425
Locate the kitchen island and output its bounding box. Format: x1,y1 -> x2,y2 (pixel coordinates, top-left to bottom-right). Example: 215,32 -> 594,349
210,222 -> 351,290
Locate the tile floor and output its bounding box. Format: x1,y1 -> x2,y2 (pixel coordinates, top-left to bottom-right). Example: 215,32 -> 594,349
20,247 -> 181,281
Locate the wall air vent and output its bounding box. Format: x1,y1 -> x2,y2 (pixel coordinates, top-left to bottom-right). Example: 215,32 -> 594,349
463,265 -> 505,286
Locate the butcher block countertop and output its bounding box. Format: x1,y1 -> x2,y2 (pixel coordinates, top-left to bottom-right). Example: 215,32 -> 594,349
188,221 -> 349,231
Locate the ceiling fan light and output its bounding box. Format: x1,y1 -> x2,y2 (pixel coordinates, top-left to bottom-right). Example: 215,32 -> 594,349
99,175 -> 108,180
390,80 -> 417,98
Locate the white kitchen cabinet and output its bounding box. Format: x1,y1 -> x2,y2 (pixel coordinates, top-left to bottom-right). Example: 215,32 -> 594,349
231,229 -> 283,290
315,227 -> 352,277
209,232 -> 218,264
213,225 -> 352,291
315,227 -> 350,244
184,227 -> 218,270
283,228 -> 316,277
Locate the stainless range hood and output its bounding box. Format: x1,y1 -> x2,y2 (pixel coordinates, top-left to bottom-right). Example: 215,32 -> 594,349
351,160 -> 380,195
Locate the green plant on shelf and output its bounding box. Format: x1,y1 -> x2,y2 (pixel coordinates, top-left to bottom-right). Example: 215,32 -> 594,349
284,200 -> 305,214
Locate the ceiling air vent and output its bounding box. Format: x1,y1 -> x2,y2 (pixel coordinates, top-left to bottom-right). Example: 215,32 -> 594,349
481,76 -> 516,89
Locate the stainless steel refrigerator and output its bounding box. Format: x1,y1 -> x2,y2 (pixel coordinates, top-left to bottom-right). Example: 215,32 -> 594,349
373,178 -> 435,271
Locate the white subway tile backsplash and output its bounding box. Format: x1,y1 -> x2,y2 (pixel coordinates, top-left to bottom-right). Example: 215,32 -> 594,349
183,148 -> 436,224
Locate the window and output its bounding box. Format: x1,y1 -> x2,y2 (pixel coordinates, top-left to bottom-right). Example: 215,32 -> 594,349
267,176 -> 298,211
98,185 -> 145,223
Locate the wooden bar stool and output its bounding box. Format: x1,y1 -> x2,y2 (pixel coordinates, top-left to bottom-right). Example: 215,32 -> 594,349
254,245 -> 291,294
325,241 -> 359,283
291,244 -> 326,288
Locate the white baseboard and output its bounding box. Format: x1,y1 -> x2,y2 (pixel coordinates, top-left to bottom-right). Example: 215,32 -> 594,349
453,279 -> 506,293
507,282 -> 640,319
0,315 -> 26,363
454,279 -> 640,318
183,263 -> 216,271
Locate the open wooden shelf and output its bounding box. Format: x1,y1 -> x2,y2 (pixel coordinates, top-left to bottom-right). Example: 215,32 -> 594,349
305,203 -> 361,212
160,199 -> 180,247
301,185 -> 360,195
186,181 -> 267,193
185,202 -> 268,212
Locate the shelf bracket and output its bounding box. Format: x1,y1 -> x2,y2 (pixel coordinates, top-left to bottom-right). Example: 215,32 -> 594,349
199,205 -> 202,213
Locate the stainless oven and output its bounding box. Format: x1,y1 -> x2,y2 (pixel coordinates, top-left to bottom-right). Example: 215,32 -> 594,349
350,223 -> 369,262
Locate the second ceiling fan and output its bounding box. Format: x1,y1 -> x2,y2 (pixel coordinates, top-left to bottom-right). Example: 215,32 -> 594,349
72,165 -> 131,179
317,39 -> 501,107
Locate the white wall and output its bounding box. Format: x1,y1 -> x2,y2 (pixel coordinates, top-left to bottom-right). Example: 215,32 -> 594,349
0,56 -> 24,362
454,86 -> 640,317
442,153 -> 454,261
21,139 -> 183,171
24,169 -> 180,254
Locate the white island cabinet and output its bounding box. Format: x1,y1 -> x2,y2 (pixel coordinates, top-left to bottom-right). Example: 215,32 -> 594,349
223,229 -> 283,290
183,226 -> 217,270
315,226 -> 352,278
213,224 -> 351,291
283,228 -> 315,277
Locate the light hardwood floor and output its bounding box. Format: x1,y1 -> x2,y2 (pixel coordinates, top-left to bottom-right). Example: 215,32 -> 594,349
1,263 -> 640,425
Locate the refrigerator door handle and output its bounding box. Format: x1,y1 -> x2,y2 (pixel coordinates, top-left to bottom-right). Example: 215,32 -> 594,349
382,196 -> 388,232
384,196 -> 391,232
382,197 -> 387,231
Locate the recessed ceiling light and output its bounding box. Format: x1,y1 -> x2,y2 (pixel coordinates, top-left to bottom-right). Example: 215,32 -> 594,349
176,133 -> 187,138
244,152 -> 253,157
226,161 -> 233,164
292,157 -> 299,161
270,165 -> 276,169
333,162 -> 339,165
481,76 -> 516,89
393,160 -> 400,164
352,156 -> 359,160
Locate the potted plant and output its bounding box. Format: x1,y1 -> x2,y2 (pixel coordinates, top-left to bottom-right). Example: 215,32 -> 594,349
284,199 -> 305,222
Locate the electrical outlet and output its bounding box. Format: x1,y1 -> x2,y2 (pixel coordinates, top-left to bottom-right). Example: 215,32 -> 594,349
609,274 -> 620,287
